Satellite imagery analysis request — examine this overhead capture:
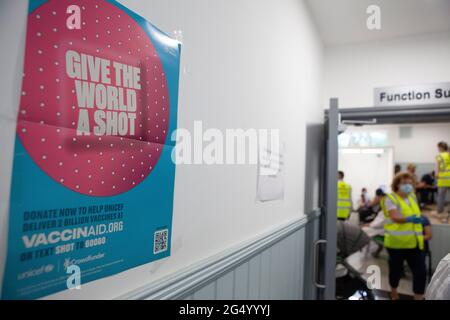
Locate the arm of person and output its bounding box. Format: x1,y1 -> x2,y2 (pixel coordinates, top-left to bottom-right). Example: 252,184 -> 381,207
423,225 -> 432,241
385,196 -> 412,224
422,216 -> 432,241
369,196 -> 379,208
416,181 -> 426,189
384,198 -> 421,223
370,211 -> 385,229
436,158 -> 441,177
388,207 -> 422,224
388,208 -> 408,223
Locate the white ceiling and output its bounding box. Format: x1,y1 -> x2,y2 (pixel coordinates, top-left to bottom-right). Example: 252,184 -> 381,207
306,0 -> 450,46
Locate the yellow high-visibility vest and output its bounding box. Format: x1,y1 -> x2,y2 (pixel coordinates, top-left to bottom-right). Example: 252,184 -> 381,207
437,152 -> 450,187
380,196 -> 387,216
337,180 -> 352,219
382,193 -> 424,250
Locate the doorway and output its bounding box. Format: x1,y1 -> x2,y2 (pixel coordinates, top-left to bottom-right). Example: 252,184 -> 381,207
316,99 -> 450,299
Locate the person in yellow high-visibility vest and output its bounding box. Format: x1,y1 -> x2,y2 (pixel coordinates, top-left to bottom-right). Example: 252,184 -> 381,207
383,172 -> 426,300
337,171 -> 353,220
436,141 -> 450,215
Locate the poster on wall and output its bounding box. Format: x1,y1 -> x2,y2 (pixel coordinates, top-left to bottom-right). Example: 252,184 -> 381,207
1,0 -> 181,299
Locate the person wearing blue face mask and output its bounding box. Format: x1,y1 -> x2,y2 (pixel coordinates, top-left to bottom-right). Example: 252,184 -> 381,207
383,172 -> 426,300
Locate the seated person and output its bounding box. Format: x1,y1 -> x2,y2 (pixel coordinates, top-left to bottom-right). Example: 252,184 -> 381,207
359,188 -> 382,224
407,163 -> 419,184
369,188 -> 386,213
362,189 -> 387,257
362,209 -> 384,237
417,171 -> 437,208
357,188 -> 371,211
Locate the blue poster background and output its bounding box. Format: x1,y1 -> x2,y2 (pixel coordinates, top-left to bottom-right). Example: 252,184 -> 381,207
1,0 -> 180,300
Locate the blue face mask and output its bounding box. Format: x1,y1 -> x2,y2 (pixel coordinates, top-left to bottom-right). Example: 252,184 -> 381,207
400,184 -> 414,194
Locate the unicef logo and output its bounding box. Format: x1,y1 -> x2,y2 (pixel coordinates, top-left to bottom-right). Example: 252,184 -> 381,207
17,264 -> 55,280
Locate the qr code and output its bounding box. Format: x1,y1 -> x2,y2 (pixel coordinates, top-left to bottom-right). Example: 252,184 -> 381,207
153,229 -> 169,254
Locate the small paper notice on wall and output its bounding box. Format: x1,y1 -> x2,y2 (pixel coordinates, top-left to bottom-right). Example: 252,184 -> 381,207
256,142 -> 285,202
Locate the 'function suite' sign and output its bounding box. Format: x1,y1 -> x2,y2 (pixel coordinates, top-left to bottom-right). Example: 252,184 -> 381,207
2,0 -> 181,299
374,82 -> 450,107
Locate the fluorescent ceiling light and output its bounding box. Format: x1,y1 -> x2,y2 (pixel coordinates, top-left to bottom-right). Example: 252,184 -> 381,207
361,148 -> 385,154
340,149 -> 361,154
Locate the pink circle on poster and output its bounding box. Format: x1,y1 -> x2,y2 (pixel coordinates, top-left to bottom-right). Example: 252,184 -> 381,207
18,0 -> 170,196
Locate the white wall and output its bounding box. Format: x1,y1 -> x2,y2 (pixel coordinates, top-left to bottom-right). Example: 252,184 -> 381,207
0,0 -> 324,299
344,123 -> 450,165
323,31 -> 450,108
339,147 -> 393,203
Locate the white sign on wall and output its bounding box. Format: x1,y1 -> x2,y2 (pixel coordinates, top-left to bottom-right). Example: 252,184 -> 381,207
256,143 -> 285,202
374,82 -> 450,107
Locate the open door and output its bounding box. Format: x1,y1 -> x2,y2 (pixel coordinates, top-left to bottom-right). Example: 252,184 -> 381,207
315,98 -> 339,299
315,100 -> 450,300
